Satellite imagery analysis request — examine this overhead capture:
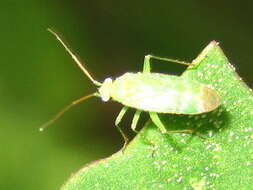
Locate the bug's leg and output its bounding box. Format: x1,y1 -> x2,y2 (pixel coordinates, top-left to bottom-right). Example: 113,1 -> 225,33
144,55 -> 191,72
149,112 -> 196,134
131,110 -> 142,133
132,110 -> 157,157
143,55 -> 152,73
115,106 -> 129,150
149,112 -> 167,134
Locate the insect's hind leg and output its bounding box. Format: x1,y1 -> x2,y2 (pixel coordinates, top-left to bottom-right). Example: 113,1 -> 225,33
143,54 -> 191,73
149,112 -> 167,133
143,55 -> 152,73
115,106 -> 129,151
149,112 -> 194,134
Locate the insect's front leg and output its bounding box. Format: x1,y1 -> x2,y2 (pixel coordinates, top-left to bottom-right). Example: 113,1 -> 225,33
115,106 -> 129,150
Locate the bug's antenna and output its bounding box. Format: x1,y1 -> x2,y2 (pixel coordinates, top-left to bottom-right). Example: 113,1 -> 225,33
39,93 -> 96,131
47,28 -> 102,86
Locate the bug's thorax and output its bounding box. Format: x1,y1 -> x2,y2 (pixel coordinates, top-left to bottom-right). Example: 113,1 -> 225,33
98,78 -> 113,102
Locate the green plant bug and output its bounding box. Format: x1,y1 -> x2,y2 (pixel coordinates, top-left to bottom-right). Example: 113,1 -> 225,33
40,29 -> 221,149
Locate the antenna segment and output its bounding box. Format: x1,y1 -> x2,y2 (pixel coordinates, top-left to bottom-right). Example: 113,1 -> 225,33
47,28 -> 102,86
39,93 -> 95,131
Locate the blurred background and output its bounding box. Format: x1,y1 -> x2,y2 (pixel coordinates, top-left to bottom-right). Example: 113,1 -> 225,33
1,0 -> 253,189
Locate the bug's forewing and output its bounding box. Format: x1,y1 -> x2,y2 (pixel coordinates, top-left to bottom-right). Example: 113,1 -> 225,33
110,73 -> 220,114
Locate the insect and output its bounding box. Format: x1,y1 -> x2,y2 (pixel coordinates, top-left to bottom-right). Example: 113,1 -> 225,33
40,29 -> 221,149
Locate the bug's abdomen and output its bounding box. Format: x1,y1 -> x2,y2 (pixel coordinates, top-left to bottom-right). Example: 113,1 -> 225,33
110,73 -> 220,114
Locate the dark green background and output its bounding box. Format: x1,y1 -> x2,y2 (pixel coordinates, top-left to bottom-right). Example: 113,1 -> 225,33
1,1 -> 252,189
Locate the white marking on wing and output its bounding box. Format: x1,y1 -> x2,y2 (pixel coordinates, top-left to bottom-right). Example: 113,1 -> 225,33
179,92 -> 193,113
132,90 -> 179,111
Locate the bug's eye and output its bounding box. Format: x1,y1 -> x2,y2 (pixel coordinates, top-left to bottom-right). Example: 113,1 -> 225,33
99,78 -> 113,102
101,93 -> 110,102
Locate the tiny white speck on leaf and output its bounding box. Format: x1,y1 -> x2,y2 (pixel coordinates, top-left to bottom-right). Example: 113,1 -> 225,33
177,176 -> 183,183
246,161 -> 251,166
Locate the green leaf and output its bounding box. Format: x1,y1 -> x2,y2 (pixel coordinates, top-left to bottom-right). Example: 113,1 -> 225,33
61,41 -> 253,190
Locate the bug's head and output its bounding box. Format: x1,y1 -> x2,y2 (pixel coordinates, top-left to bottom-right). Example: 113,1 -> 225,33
98,78 -> 113,102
